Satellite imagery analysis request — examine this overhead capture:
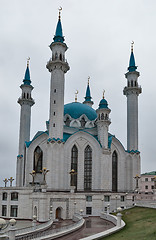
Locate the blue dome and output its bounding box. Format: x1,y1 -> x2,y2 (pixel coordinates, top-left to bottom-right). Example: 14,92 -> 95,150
64,102 -> 97,121
99,98 -> 108,109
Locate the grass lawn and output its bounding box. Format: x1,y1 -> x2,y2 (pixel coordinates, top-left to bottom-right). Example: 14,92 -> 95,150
103,207 -> 156,240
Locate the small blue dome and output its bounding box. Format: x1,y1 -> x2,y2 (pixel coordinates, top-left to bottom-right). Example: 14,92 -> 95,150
99,98 -> 108,109
64,102 -> 97,121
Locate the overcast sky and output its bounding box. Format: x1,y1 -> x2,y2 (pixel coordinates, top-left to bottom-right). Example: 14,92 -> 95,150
0,0 -> 156,186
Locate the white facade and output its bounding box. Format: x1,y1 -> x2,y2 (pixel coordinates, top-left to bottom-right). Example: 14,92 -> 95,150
0,14 -> 142,222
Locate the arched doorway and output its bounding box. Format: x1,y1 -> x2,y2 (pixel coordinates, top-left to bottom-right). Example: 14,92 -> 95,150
56,207 -> 62,219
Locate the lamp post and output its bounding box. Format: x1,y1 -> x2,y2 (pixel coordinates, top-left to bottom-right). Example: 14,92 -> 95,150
3,179 -> 8,188
0,218 -> 16,240
8,177 -> 14,187
80,209 -> 83,216
50,205 -> 53,219
101,198 -> 104,213
134,174 -> 140,191
40,168 -> 49,185
107,203 -> 110,215
69,169 -> 77,186
74,202 -> 77,214
115,195 -> 118,212
29,171 -> 36,186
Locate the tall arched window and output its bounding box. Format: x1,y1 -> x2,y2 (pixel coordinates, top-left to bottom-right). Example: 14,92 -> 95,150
71,145 -> 78,189
112,151 -> 118,192
33,146 -> 43,173
84,145 -> 92,190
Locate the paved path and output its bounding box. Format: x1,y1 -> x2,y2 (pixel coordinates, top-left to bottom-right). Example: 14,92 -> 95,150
57,217 -> 115,240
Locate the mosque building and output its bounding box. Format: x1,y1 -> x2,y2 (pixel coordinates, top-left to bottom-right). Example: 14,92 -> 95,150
0,10 -> 142,221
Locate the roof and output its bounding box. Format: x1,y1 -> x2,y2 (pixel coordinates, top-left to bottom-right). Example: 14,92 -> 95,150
142,171 -> 156,176
64,102 -> 97,121
128,51 -> 137,72
98,98 -> 108,109
23,65 -> 31,85
53,18 -> 64,43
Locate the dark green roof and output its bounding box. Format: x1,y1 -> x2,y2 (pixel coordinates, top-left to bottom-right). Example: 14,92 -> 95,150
142,171 -> 156,176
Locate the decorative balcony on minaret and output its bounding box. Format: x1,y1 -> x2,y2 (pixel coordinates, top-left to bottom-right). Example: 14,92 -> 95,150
46,9 -> 70,139
123,42 -> 142,151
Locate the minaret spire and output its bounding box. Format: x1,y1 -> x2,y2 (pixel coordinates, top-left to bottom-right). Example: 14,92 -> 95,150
16,59 -> 35,187
46,9 -> 69,139
83,77 -> 94,107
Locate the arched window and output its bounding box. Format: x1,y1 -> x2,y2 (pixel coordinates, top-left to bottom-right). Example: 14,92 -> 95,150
131,81 -> 133,87
80,117 -> 86,128
60,54 -> 62,61
34,206 -> 37,217
33,146 -> 43,173
101,113 -> 104,120
65,117 -> 71,127
55,52 -> 58,59
98,114 -> 100,120
84,145 -> 92,190
27,93 -> 29,99
23,93 -> 25,98
71,145 -> 78,189
112,151 -> 118,192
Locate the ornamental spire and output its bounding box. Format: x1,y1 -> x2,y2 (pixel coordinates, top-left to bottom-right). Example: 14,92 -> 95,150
83,77 -> 94,107
128,41 -> 137,72
53,7 -> 64,43
23,58 -> 31,85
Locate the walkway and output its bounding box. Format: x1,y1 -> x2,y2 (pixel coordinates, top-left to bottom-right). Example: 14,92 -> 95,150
57,217 -> 115,240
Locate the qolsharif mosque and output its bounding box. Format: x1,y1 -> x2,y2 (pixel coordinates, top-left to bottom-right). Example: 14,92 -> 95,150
0,10 -> 141,222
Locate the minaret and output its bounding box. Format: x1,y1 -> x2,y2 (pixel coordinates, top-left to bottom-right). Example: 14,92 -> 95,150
96,92 -> 111,149
123,43 -> 142,151
83,77 -> 94,107
16,59 -> 35,186
46,9 -> 69,139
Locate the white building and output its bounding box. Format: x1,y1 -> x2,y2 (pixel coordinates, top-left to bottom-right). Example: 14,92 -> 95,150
0,11 -> 142,222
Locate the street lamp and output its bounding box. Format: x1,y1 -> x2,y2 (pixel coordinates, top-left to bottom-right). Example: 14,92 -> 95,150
69,169 -> 77,186
3,178 -> 8,187
134,174 -> 140,190
101,198 -> 104,213
115,195 -> 118,212
107,203 -> 110,215
40,168 -> 49,185
80,209 -> 83,216
74,202 -> 77,214
29,171 -> 36,186
0,218 -> 6,231
8,177 -> 14,187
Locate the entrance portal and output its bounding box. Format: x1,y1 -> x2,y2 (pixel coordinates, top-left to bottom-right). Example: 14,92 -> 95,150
56,207 -> 62,219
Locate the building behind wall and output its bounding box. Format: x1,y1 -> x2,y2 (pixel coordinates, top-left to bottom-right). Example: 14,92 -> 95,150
0,11 -> 142,222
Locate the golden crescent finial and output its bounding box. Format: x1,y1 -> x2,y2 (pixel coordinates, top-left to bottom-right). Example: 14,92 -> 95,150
88,76 -> 90,85
75,90 -> 78,102
58,6 -> 62,19
27,57 -> 30,67
103,90 -> 105,99
131,41 -> 134,52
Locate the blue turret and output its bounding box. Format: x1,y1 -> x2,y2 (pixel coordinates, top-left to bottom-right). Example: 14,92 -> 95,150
83,78 -> 94,107
23,62 -> 31,85
128,43 -> 137,72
